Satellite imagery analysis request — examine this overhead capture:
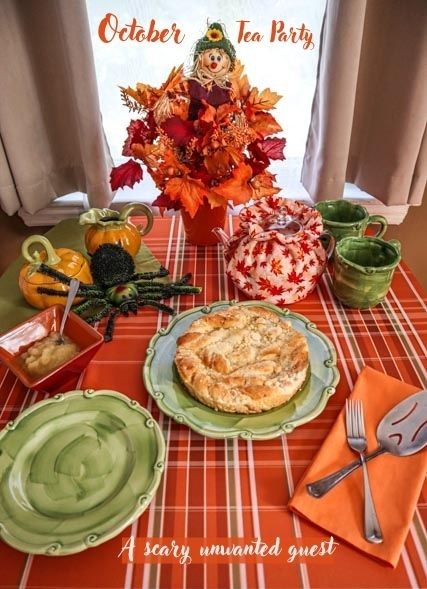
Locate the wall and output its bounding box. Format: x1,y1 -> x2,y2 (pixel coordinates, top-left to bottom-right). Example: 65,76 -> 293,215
386,188 -> 427,290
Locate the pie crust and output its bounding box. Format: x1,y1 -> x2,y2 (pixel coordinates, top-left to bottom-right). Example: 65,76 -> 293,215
174,305 -> 309,414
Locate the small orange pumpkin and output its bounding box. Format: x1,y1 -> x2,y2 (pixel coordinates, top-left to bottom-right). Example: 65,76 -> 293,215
19,236 -> 93,309
79,203 -> 153,257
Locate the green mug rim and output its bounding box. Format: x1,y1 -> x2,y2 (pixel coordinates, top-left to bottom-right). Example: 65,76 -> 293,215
335,236 -> 401,275
314,200 -> 368,228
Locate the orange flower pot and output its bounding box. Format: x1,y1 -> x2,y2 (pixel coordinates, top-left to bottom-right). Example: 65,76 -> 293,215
180,201 -> 227,246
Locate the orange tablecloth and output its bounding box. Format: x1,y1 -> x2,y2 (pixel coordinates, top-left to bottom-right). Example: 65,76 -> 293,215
0,215 -> 426,589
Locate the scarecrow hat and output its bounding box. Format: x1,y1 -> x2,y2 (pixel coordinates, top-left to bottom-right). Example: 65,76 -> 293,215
193,23 -> 236,70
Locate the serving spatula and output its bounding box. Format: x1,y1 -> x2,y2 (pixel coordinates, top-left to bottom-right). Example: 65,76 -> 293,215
307,390 -> 427,498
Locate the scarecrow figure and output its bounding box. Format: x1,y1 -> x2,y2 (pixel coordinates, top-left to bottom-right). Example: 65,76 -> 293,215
186,22 -> 236,119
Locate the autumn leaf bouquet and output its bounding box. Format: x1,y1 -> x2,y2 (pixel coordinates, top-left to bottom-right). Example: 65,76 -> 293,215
110,23 -> 286,227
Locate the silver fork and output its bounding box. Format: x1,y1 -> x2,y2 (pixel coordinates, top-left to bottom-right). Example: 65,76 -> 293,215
345,399 -> 383,544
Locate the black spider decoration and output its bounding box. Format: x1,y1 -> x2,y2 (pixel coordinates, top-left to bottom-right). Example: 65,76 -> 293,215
35,243 -> 202,341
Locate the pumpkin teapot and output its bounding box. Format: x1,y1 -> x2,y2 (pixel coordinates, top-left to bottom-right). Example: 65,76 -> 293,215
19,236 -> 92,309
213,197 -> 334,305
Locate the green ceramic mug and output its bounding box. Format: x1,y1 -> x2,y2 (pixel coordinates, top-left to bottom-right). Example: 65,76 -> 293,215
315,200 -> 388,242
332,236 -> 401,308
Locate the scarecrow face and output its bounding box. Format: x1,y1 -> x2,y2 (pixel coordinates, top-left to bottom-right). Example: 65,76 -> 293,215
200,48 -> 231,77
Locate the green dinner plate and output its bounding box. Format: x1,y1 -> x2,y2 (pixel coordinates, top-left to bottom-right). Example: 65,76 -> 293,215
0,390 -> 165,555
143,300 -> 340,439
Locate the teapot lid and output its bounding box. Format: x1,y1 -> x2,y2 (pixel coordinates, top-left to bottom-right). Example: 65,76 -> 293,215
264,209 -> 303,236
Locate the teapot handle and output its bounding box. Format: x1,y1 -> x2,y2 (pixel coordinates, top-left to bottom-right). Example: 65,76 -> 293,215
319,231 -> 335,260
121,203 -> 154,237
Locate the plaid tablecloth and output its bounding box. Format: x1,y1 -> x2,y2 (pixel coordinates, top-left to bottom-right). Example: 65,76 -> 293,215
0,216 -> 426,589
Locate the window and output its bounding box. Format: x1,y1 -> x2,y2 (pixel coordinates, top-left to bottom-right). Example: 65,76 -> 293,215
86,0 -> 326,203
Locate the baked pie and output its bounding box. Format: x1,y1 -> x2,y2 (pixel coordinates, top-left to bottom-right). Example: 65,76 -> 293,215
175,305 -> 309,414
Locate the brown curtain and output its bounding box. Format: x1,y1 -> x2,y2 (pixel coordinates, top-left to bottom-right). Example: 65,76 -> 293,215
0,0 -> 113,216
302,0 -> 427,205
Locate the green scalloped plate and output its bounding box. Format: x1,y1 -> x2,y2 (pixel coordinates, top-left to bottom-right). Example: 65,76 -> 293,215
0,390 -> 165,555
143,301 -> 340,439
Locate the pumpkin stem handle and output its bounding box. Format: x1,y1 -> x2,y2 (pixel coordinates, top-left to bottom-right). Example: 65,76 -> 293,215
21,235 -> 62,266
119,202 -> 154,236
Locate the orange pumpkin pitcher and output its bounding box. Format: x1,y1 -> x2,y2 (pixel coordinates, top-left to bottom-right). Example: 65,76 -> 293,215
79,203 -> 153,256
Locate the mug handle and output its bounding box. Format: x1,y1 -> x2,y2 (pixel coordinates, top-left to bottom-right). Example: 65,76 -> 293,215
319,231 -> 335,260
388,239 -> 402,255
366,214 -> 388,238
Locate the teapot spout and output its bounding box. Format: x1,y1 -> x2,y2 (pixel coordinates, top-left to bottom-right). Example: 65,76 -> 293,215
212,227 -> 230,247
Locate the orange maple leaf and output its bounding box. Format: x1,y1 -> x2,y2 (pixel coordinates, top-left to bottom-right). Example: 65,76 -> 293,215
213,163 -> 253,204
122,66 -> 186,112
205,190 -> 228,209
230,60 -> 250,102
131,142 -> 167,164
247,112 -> 283,139
160,65 -> 185,93
204,146 -> 243,177
135,83 -> 161,109
250,171 -> 281,199
216,103 -> 239,123
161,150 -> 191,176
246,87 -> 282,111
164,176 -> 207,218
270,258 -> 284,276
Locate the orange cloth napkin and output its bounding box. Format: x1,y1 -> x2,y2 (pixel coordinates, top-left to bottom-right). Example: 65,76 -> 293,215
288,366 -> 427,567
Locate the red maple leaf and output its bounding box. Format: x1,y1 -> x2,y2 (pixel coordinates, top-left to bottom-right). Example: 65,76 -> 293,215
151,192 -> 181,210
287,269 -> 303,284
253,242 -> 265,256
243,280 -> 253,291
309,259 -> 316,267
267,284 -> 285,296
257,137 -> 286,160
247,142 -> 270,165
110,159 -> 143,191
245,157 -> 269,176
235,259 -> 252,276
276,298 -> 288,307
300,240 -> 312,255
265,241 -> 274,255
256,277 -> 273,291
161,116 -> 195,146
190,168 -> 213,185
260,260 -> 268,268
122,120 -> 146,156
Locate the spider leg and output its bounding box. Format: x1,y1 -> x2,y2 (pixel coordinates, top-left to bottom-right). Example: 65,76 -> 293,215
120,302 -> 130,316
38,264 -> 73,284
37,264 -> 102,293
104,308 -> 120,342
175,273 -> 192,285
132,266 -> 169,281
73,299 -> 111,325
129,301 -> 138,314
37,286 -> 104,298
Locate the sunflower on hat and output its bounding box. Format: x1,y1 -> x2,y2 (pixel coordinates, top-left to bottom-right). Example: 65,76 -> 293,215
206,26 -> 223,42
